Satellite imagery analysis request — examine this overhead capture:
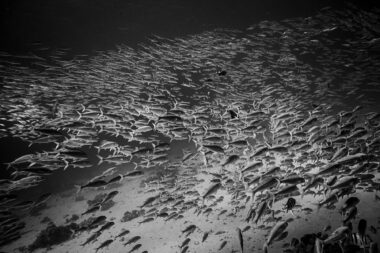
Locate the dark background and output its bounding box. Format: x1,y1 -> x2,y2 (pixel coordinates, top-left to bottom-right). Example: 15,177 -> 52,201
1,0 -> 379,55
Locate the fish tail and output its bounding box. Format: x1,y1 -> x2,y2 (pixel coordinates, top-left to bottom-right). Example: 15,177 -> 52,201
4,162 -> 12,170
263,243 -> 269,253
313,202 -> 322,212
79,103 -> 85,112
74,185 -> 82,194
63,159 -> 69,171
98,108 -> 103,118
54,142 -> 60,150
96,155 -> 103,165
299,187 -> 305,198
76,111 -> 82,120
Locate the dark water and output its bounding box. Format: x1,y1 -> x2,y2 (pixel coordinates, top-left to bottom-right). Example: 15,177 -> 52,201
1,0 -> 376,54
1,1 -> 380,253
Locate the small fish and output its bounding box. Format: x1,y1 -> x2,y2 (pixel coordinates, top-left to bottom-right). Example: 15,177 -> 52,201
139,217 -> 154,224
95,239 -> 113,252
81,232 -> 101,246
107,174 -> 123,184
263,220 -> 289,252
237,227 -> 243,253
275,231 -> 288,241
202,231 -> 210,242
340,196 -> 360,213
124,236 -> 141,245
115,229 -> 130,238
181,246 -> 189,253
343,206 -> 357,224
140,195 -> 160,208
202,182 -> 221,200
323,225 -> 331,232
128,243 -> 142,253
323,226 -> 350,244
180,238 -> 191,248
222,155 -> 239,167
96,221 -> 115,233
283,198 -> 296,215
219,241 -> 227,250
88,216 -> 107,229
81,205 -> 101,216
369,225 -> 377,234
101,191 -> 119,204
182,224 -> 197,237
75,180 -> 108,194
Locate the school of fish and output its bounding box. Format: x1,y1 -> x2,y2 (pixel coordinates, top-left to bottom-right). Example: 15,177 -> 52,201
0,3 -> 380,253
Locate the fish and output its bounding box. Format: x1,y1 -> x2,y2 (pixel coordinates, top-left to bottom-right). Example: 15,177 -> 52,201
100,191 -> 119,205
202,231 -> 210,242
75,180 -> 108,194
323,226 -> 349,244
124,236 -> 141,245
202,182 -> 222,200
128,243 -> 142,253
343,206 -> 357,224
140,195 -> 160,208
180,238 -> 191,248
81,232 -> 101,246
87,216 -> 107,229
252,177 -> 279,196
95,221 -> 114,233
219,241 -> 227,250
182,225 -> 197,237
340,196 -> 360,213
283,198 -> 296,214
115,229 -> 130,238
263,220 -> 289,252
1,8 -> 380,252
95,239 -> 113,252
139,217 -> 154,224
181,246 -> 189,253
82,205 -> 101,216
236,227 -> 243,253
253,200 -> 268,224
222,155 -> 240,167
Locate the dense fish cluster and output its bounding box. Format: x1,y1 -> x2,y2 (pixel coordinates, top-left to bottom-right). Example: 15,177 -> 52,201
1,3 -> 380,253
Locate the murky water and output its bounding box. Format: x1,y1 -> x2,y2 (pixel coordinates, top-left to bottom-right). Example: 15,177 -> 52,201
1,2 -> 380,253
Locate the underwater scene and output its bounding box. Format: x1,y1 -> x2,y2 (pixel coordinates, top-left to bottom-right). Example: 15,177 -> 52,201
0,1 -> 380,253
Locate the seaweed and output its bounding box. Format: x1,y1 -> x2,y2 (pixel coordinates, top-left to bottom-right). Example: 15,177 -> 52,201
121,210 -> 145,223
40,216 -> 51,224
65,214 -> 79,223
28,222 -> 78,252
